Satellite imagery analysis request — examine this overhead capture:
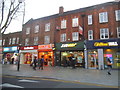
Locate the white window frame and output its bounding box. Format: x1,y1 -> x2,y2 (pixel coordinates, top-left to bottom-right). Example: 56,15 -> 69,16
115,10 -> 120,21
3,39 -> 5,46
88,15 -> 92,25
34,37 -> 38,45
0,40 -> 2,46
9,38 -> 12,45
72,17 -> 78,27
16,37 -> 19,44
25,38 -> 29,46
26,27 -> 30,34
100,28 -> 109,39
60,33 -> 66,42
12,38 -> 16,44
99,12 -> 108,23
88,30 -> 93,40
34,25 -> 39,33
45,23 -> 50,32
61,19 -> 66,29
44,36 -> 50,44
72,32 -> 79,41
117,27 -> 120,38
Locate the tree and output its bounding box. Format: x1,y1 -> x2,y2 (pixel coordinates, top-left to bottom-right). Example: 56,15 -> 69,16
0,0 -> 25,34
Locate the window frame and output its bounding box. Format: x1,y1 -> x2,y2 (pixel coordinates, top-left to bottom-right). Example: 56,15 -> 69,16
12,38 -> 16,44
115,10 -> 120,21
117,27 -> 120,38
61,19 -> 67,29
99,12 -> 108,23
45,23 -> 50,32
88,30 -> 93,40
60,33 -> 66,42
72,17 -> 79,27
88,15 -> 93,25
34,37 -> 38,45
25,38 -> 29,46
34,25 -> 39,33
72,32 -> 79,41
9,38 -> 12,45
100,28 -> 109,39
26,27 -> 30,35
44,35 -> 50,44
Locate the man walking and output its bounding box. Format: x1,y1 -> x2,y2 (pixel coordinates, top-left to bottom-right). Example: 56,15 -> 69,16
107,57 -> 113,75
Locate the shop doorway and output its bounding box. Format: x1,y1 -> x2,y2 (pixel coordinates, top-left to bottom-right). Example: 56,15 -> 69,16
38,51 -> 53,66
88,50 -> 98,69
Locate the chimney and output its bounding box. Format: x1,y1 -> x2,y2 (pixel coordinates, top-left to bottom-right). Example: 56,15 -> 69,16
59,6 -> 64,14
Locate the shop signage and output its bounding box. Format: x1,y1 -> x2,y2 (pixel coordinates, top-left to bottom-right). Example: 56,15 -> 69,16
61,43 -> 77,48
3,46 -> 18,52
21,46 -> 38,50
38,44 -> 54,49
94,42 -> 118,47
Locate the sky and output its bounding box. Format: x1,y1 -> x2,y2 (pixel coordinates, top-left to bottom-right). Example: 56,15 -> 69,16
5,0 -> 114,34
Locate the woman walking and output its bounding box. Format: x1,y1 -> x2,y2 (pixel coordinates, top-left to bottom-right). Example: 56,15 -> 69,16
33,56 -> 37,70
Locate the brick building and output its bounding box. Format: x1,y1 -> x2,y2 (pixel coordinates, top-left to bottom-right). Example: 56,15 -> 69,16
2,1 -> 120,69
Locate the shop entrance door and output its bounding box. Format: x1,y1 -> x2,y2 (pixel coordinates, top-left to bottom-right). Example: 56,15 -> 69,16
88,53 -> 98,69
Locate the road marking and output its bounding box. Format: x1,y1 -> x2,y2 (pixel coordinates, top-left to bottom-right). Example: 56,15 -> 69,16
3,75 -> 118,88
18,79 -> 39,83
0,83 -> 24,88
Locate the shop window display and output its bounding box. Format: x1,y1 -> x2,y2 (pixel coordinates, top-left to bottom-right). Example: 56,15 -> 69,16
61,51 -> 84,67
88,50 -> 98,69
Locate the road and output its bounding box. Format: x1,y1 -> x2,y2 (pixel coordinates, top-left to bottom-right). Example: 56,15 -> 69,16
1,75 -> 119,90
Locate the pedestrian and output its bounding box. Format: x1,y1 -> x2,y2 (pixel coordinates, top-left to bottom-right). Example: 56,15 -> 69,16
62,56 -> 67,67
11,57 -> 14,64
38,55 -> 44,70
33,56 -> 37,70
69,53 -> 76,69
107,57 -> 113,75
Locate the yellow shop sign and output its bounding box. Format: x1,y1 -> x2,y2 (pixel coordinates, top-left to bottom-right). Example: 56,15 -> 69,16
94,42 -> 118,47
61,43 -> 77,48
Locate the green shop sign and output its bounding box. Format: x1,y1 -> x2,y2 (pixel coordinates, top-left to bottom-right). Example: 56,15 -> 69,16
56,42 -> 84,50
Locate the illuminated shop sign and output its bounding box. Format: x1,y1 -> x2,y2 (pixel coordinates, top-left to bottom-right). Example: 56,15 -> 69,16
38,44 -> 54,49
24,47 -> 34,50
61,43 -> 77,48
94,42 -> 118,47
3,46 -> 18,52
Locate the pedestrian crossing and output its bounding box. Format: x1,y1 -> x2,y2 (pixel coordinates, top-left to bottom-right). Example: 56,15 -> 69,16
0,83 -> 24,88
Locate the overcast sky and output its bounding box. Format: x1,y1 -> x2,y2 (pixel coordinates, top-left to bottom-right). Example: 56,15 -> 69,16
5,0 -> 114,34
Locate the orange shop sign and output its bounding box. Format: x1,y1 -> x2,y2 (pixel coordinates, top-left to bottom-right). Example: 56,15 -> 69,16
38,44 -> 54,49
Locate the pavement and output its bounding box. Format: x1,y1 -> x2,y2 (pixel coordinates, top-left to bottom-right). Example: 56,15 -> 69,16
1,64 -> 120,88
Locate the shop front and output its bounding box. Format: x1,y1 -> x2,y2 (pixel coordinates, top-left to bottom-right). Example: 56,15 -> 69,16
86,38 -> 120,69
20,46 -> 38,64
3,46 -> 19,64
55,41 -> 85,68
38,44 -> 54,66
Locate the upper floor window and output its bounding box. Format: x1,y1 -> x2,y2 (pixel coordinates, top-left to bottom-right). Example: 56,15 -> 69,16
44,36 -> 50,44
25,38 -> 29,46
117,27 -> 120,38
0,40 -> 2,46
88,30 -> 93,40
3,39 -> 5,46
60,33 -> 66,42
34,25 -> 39,33
88,15 -> 92,25
61,19 -> 66,29
16,37 -> 19,44
12,38 -> 16,44
26,27 -> 30,34
100,28 -> 109,39
72,32 -> 79,41
34,37 -> 38,45
45,23 -> 50,32
72,17 -> 78,27
99,12 -> 108,23
115,10 -> 120,21
9,38 -> 12,45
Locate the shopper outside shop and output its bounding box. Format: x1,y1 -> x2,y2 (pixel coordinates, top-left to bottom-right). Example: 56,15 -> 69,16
107,57 -> 113,75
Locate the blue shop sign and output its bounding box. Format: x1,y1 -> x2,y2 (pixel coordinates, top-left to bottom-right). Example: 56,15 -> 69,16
86,39 -> 120,49
3,46 -> 18,52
